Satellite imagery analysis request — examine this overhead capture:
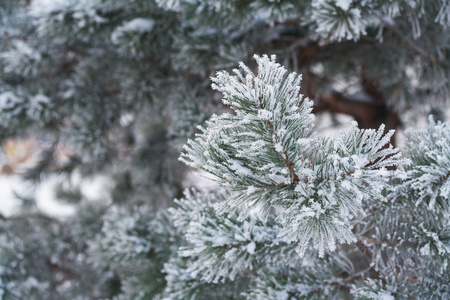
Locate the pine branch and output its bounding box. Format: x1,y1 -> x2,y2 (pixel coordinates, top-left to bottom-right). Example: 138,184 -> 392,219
380,17 -> 443,66
258,100 -> 300,184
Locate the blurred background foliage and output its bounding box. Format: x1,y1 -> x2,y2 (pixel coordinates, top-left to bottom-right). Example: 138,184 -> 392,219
0,0 -> 449,298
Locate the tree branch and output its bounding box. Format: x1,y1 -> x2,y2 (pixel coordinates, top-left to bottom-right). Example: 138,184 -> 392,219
259,101 -> 300,184
356,235 -> 419,248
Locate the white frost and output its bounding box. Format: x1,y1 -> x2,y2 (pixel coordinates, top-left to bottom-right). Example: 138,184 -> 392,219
246,241 -> 256,254
274,142 -> 283,153
229,161 -> 253,176
257,109 -> 273,120
29,0 -> 70,17
313,0 -> 366,41
420,243 -> 431,256
336,0 -> 352,11
0,40 -> 41,75
120,18 -> 155,33
246,185 -> 257,195
269,173 -> 288,184
0,92 -> 21,110
378,292 -> 395,300
111,18 -> 155,44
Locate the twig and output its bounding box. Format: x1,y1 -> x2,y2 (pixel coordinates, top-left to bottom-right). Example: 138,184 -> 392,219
356,235 -> 419,248
259,101 -> 300,184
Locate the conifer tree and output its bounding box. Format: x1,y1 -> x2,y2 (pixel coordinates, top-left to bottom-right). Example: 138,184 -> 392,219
0,0 -> 449,299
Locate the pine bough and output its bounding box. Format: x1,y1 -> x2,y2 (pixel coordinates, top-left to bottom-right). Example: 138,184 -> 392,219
174,55 -> 450,299
181,54 -> 406,257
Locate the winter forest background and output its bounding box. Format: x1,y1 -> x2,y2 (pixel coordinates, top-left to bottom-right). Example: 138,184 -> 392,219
0,0 -> 449,299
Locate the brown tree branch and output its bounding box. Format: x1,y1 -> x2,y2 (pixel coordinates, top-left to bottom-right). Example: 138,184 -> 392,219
356,235 -> 419,248
313,91 -> 400,130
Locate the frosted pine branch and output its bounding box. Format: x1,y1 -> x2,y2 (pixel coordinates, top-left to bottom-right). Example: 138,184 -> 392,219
181,54 -> 407,257
170,190 -> 298,284
405,117 -> 450,211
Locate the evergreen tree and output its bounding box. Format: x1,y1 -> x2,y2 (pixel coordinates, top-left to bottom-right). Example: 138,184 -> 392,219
0,0 -> 449,299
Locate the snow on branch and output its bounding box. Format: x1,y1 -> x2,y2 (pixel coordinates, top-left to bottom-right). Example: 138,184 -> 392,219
181,54 -> 407,257
170,189 -> 298,284
405,116 -> 450,212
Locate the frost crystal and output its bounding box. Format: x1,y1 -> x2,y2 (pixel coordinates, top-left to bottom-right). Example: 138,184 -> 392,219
0,92 -> 21,110
30,0 -> 106,35
246,241 -> 256,254
312,0 -> 367,41
119,18 -> 155,33
0,40 -> 41,76
336,0 -> 352,11
111,18 -> 155,44
379,292 -> 395,300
